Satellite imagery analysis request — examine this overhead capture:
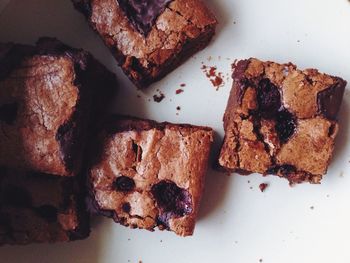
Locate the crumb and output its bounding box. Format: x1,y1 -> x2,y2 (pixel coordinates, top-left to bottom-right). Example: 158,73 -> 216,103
128,238 -> 131,241
148,98 -> 151,102
259,183 -> 268,192
160,240 -> 163,243
218,56 -> 221,60
201,65 -> 225,90
136,94 -> 141,98
247,180 -> 250,183
139,261 -> 142,263
176,89 -> 184,94
310,206 -> 314,210
176,106 -> 181,111
233,21 -> 236,24
259,259 -> 263,263
249,186 -> 253,190
153,91 -> 165,102
297,40 -> 300,43
234,240 -> 238,244
207,56 -> 212,61
176,112 -> 179,116
326,194 -> 330,198
180,83 -> 186,87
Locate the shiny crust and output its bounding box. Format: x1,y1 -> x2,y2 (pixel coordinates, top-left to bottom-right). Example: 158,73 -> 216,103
72,0 -> 217,88
218,58 -> 347,184
88,116 -> 214,236
0,38 -> 117,177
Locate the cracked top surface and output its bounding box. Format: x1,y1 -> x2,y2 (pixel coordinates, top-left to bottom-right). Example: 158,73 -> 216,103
89,116 -> 213,236
0,167 -> 89,245
218,58 -> 346,184
0,38 -> 116,177
73,0 -> 217,87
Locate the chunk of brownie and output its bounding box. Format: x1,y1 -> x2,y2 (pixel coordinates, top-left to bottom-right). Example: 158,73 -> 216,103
218,58 -> 346,184
0,167 -> 90,245
0,38 -> 117,177
72,0 -> 217,88
88,116 -> 213,236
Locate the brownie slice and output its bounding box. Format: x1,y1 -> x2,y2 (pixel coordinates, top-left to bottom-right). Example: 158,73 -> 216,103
218,58 -> 347,184
72,0 -> 217,88
0,167 -> 89,245
88,116 -> 213,236
0,38 -> 117,177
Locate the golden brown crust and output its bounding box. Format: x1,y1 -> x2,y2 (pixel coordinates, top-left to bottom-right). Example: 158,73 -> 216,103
73,0 -> 217,88
88,116 -> 213,236
218,58 -> 346,184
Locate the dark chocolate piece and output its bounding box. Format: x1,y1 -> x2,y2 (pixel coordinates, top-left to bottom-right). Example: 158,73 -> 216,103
117,0 -> 173,36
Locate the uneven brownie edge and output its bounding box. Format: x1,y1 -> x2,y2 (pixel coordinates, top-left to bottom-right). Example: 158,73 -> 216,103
71,0 -> 217,88
0,169 -> 90,244
85,115 -> 213,236
218,58 -> 347,184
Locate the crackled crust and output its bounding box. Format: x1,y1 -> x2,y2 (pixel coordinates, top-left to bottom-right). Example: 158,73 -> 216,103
0,38 -> 117,177
218,58 -> 346,184
88,116 -> 213,236
72,0 -> 217,88
0,167 -> 90,245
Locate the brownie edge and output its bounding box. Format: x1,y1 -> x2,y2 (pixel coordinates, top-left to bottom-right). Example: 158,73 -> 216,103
218,58 -> 346,184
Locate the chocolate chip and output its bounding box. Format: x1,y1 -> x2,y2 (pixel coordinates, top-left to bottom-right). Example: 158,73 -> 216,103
257,78 -> 281,118
122,202 -> 131,213
113,176 -> 135,192
275,109 -> 296,143
0,185 -> 32,207
151,180 -> 192,217
117,0 -> 173,36
34,205 -> 58,223
317,79 -> 346,120
0,102 -> 18,125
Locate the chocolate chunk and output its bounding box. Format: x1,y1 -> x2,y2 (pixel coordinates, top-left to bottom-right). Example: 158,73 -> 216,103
34,205 -> 58,223
317,79 -> 346,120
232,60 -> 251,105
117,0 -> 173,36
113,176 -> 136,192
257,79 -> 281,118
122,202 -> 131,213
0,103 -> 18,125
275,109 -> 296,143
151,180 -> 192,217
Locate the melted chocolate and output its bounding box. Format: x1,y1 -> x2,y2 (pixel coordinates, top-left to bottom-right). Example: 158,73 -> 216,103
151,180 -> 192,218
275,108 -> 296,143
113,176 -> 136,192
117,0 -> 173,36
317,79 -> 346,120
257,78 -> 281,118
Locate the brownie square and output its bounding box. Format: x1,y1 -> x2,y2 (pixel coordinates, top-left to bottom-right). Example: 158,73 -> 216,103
0,167 -> 89,245
72,0 -> 217,88
218,58 -> 347,184
0,38 -> 117,177
88,116 -> 213,236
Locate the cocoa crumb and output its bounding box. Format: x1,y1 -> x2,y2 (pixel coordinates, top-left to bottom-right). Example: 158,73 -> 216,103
259,183 -> 268,192
201,65 -> 225,90
176,89 -> 184,94
259,259 -> 263,263
176,106 -> 181,111
180,83 -> 186,87
310,206 -> 314,210
153,91 -> 165,102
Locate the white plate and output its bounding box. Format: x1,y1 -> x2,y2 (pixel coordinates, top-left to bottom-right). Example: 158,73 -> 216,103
0,0 -> 350,262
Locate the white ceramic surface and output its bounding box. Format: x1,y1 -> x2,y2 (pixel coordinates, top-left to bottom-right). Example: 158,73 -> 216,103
0,0 -> 350,262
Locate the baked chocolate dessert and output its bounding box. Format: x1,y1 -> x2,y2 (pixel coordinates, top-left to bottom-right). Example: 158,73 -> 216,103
218,58 -> 346,184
